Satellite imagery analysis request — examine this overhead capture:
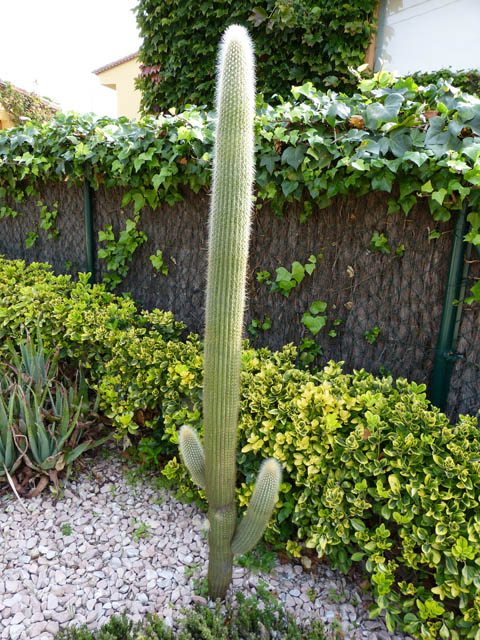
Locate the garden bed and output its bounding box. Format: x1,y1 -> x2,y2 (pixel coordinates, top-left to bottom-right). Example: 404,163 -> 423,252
0,446 -> 410,640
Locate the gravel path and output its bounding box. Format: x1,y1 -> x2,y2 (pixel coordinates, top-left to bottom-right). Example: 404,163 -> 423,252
0,450 -> 413,640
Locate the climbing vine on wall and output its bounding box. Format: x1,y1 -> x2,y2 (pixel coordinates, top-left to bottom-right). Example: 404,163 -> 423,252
134,0 -> 379,113
411,69 -> 479,97
0,71 -> 479,299
0,81 -> 57,126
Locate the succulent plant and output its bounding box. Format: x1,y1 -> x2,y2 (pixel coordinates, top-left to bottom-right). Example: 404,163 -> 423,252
179,24 -> 281,599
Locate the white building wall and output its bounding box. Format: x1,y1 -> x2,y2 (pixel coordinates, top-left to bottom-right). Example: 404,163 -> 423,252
375,0 -> 480,74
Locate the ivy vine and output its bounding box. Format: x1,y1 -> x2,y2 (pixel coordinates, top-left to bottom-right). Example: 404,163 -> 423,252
97,216 -> 147,289
0,71 -> 479,301
134,0 -> 379,112
0,80 -> 57,125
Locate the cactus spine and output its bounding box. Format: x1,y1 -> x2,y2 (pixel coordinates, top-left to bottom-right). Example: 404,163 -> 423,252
178,24 -> 281,600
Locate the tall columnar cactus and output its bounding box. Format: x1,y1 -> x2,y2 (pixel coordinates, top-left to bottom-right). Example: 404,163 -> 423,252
179,25 -> 282,600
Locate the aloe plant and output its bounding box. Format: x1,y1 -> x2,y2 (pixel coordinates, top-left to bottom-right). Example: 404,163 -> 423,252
1,334 -> 110,492
179,25 -> 281,599
0,392 -> 23,478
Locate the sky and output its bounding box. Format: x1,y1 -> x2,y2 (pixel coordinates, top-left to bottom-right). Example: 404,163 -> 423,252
0,0 -> 142,117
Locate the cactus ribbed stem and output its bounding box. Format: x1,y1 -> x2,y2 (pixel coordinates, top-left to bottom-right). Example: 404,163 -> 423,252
231,458 -> 282,556
203,24 -> 256,600
178,24 -> 281,600
178,425 -> 206,490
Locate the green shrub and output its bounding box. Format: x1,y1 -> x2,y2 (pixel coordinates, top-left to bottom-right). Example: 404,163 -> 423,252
150,352 -> 480,639
3,257 -> 480,638
0,257 -> 184,378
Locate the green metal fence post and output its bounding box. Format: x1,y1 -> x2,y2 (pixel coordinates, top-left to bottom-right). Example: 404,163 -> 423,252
83,176 -> 95,284
429,206 -> 468,411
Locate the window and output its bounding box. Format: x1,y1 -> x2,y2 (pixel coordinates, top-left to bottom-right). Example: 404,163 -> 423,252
374,0 -> 480,74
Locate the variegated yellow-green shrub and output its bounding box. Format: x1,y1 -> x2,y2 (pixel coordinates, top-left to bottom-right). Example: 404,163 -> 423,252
2,258 -> 480,638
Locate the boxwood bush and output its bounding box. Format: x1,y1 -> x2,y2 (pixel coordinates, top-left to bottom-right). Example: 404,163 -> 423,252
2,258 -> 480,639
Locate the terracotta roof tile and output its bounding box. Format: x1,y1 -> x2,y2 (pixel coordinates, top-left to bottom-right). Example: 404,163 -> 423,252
93,53 -> 139,75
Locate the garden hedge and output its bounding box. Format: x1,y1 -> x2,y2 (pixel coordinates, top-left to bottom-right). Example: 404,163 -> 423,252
1,258 -> 479,639
134,0 -> 379,113
411,69 -> 479,98
1,72 -> 480,308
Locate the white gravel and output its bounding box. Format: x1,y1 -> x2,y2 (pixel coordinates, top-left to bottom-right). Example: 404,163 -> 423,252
0,449 -> 413,640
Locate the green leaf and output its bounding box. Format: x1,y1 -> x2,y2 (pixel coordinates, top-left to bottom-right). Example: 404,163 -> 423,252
465,280 -> 480,304
248,6 -> 268,26
25,232 -> 38,248
132,192 -> 145,213
281,145 -> 306,170
432,188 -> 447,205
301,313 -> 326,336
388,474 -> 401,494
152,173 -> 165,191
350,518 -> 366,531
385,611 -> 396,632
281,180 -> 298,197
309,301 -> 327,315
403,151 -> 428,167
291,262 -> 305,284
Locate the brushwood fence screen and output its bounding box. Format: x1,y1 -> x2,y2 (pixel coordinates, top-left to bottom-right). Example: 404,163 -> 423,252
1,183 -> 478,420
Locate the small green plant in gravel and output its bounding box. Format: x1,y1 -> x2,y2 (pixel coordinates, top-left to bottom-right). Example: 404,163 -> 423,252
192,575 -> 209,599
61,523 -> 72,536
55,585 -> 339,639
131,519 -> 151,542
307,587 -> 317,603
184,563 -> 200,580
236,540 -> 277,573
328,587 -> 347,604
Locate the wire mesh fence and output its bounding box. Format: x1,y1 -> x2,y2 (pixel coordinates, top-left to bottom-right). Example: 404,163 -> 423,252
0,182 -> 477,422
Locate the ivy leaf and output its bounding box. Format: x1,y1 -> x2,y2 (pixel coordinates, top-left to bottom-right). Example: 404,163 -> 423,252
248,6 -> 268,27
132,192 -> 146,213
275,266 -> 292,282
371,172 -> 394,192
403,151 -> 428,167
301,313 -> 326,336
260,153 -> 278,174
281,145 -> 306,169
309,301 -> 327,315
152,174 -> 165,191
465,280 -> 480,304
291,261 -> 305,284
25,231 -> 38,248
389,131 -> 412,157
364,93 -> 403,130
432,188 -> 447,205
281,180 -> 299,197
